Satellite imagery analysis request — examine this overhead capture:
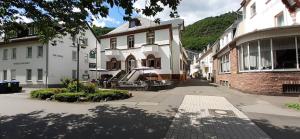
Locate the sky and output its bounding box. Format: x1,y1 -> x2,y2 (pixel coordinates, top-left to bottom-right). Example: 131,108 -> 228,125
94,0 -> 241,28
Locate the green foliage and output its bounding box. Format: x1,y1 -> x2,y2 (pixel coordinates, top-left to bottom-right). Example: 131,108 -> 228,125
83,83 -> 97,94
60,78 -> 72,88
286,103 -> 300,111
87,90 -> 130,102
67,81 -> 84,92
182,12 -> 238,51
30,88 -> 66,100
53,93 -> 86,102
92,26 -> 114,36
1,0 -> 181,43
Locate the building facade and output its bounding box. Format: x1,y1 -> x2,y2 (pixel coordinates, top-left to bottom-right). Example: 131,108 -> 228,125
198,45 -> 213,80
100,18 -> 188,81
0,26 -> 100,87
213,0 -> 300,95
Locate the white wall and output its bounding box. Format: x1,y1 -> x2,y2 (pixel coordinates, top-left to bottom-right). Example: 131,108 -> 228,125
240,0 -> 300,35
0,41 -> 46,85
48,29 -> 100,84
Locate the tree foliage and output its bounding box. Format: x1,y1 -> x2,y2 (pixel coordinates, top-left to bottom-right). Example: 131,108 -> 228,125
182,12 -> 238,51
0,0 -> 181,43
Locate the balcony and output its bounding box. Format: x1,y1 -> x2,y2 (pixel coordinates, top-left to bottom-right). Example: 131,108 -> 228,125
141,44 -> 159,55
105,49 -> 121,58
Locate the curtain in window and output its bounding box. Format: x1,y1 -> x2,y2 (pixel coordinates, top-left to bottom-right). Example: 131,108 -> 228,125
260,39 -> 272,70
273,37 -> 297,69
249,41 -> 259,70
242,44 -> 249,70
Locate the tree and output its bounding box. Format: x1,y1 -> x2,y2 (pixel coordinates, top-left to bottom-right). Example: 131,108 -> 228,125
0,0 -> 181,43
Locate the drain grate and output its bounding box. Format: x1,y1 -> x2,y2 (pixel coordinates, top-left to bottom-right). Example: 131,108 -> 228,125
208,109 -> 236,117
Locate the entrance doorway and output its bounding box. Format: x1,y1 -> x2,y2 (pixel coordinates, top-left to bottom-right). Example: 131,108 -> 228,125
126,55 -> 136,73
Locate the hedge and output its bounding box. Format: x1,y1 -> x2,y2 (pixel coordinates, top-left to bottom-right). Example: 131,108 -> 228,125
31,88 -> 67,100
53,93 -> 86,102
87,90 -> 130,102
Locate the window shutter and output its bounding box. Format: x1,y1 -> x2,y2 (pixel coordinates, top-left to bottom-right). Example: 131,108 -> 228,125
117,61 -> 121,69
142,59 -> 146,67
106,61 -> 111,70
155,58 -> 161,69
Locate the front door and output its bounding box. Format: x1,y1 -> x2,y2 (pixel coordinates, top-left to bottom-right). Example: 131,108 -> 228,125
126,55 -> 136,73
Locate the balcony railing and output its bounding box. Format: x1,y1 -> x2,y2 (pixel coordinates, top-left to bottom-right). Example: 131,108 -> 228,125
105,49 -> 121,58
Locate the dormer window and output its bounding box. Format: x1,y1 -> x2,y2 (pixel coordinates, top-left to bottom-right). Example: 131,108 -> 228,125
129,19 -> 141,28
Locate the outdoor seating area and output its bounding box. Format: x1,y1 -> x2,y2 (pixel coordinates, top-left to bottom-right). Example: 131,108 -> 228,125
0,80 -> 22,94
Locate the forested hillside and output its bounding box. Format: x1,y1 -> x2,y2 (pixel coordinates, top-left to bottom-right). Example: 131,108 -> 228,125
92,26 -> 114,36
182,12 -> 238,51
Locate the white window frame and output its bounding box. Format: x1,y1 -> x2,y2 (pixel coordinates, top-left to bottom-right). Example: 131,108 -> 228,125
11,69 -> 16,80
72,51 -> 77,61
37,69 -> 43,81
238,36 -> 300,73
3,70 -> 7,81
219,53 -> 230,74
26,69 -> 32,81
27,47 -> 32,58
12,48 -> 17,59
3,49 -> 8,60
37,46 -> 43,57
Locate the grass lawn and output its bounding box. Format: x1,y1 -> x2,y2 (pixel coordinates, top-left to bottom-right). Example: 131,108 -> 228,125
285,103 -> 300,111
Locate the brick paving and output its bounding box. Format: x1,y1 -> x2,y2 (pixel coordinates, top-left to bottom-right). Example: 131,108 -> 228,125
165,95 -> 270,139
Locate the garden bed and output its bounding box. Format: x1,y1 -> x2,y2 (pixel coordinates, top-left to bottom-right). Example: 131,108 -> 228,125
31,88 -> 131,102
30,81 -> 131,102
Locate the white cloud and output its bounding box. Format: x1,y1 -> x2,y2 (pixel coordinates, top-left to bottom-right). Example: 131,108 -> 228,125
14,14 -> 33,23
134,0 -> 241,25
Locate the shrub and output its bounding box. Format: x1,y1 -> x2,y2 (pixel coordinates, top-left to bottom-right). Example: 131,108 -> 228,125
31,89 -> 55,100
83,83 -> 97,94
67,81 -> 84,92
61,78 -> 72,87
53,93 -> 86,102
87,90 -> 130,102
31,88 -> 68,100
286,103 -> 300,111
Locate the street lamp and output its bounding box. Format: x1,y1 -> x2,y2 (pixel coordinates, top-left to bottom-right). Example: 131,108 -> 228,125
76,36 -> 86,92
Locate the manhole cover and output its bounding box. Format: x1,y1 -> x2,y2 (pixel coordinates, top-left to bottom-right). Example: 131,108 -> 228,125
208,109 -> 236,117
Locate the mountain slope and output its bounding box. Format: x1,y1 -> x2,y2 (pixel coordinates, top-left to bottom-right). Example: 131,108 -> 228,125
92,26 -> 114,36
182,12 -> 238,51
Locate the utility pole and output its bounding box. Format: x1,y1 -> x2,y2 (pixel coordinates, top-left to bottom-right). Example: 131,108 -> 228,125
77,38 -> 80,92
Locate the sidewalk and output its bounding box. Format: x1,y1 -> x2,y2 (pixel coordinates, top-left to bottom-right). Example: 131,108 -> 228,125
165,95 -> 270,139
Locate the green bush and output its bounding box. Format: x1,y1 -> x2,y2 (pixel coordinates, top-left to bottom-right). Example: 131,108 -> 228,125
31,88 -> 68,100
87,90 -> 130,102
53,93 -> 86,102
60,78 -> 72,87
83,83 -> 97,94
67,81 -> 84,92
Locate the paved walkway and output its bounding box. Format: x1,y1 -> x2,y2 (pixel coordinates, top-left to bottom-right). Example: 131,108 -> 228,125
1,79 -> 300,139
165,95 -> 270,139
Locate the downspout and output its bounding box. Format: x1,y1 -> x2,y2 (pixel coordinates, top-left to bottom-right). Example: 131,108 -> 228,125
169,25 -> 173,80
45,42 -> 49,88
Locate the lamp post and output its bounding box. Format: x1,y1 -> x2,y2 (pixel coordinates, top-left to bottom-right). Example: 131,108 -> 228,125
76,37 -> 83,92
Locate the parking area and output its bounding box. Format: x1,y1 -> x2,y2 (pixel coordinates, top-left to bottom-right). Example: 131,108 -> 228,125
1,79 -> 300,139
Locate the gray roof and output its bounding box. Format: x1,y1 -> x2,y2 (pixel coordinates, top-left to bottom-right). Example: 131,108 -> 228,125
107,17 -> 184,35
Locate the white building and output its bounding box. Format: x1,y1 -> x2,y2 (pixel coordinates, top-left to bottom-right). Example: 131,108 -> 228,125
198,45 -> 213,80
100,18 -> 188,81
0,26 -> 100,87
189,56 -> 200,78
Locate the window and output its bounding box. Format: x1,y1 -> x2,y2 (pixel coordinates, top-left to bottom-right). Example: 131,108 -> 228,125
106,58 -> 120,71
249,41 -> 259,70
37,46 -> 43,57
260,39 -> 272,70
128,35 -> 134,49
129,19 -> 141,28
89,63 -> 96,68
273,37 -> 297,69
11,69 -> 16,80
220,53 -> 230,73
250,3 -> 256,17
26,69 -> 32,81
242,43 -> 249,70
238,36 -> 299,72
146,31 -> 155,44
3,49 -> 8,60
37,69 -> 43,81
110,38 -> 117,49
275,12 -> 284,27
27,47 -> 32,58
3,70 -> 7,81
89,49 -> 96,59
81,38 -> 88,46
28,27 -> 34,35
72,51 -> 77,61
72,70 -> 77,80
12,48 -> 16,59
